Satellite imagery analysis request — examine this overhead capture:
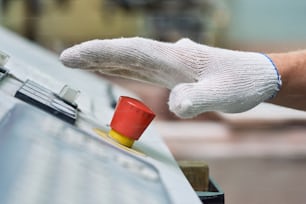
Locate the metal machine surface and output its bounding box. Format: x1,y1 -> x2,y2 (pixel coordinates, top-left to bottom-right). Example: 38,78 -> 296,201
0,27 -> 202,204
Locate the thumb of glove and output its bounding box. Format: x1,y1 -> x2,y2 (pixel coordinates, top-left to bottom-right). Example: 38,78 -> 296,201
169,73 -> 279,119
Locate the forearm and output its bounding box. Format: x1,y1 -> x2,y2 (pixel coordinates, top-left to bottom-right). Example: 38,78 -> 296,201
268,50 -> 306,110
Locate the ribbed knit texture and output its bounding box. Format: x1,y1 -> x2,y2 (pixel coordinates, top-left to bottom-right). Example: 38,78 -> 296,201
60,37 -> 281,118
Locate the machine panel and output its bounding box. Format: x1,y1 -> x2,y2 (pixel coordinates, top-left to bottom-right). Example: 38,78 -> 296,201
0,27 -> 203,204
0,104 -> 171,204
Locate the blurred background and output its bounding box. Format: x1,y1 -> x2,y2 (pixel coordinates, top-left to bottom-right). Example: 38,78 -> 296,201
1,0 -> 306,203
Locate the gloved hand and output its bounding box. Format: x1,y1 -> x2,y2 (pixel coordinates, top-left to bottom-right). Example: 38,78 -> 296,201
60,37 -> 281,118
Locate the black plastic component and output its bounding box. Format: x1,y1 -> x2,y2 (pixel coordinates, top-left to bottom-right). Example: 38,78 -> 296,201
0,67 -> 8,81
15,80 -> 78,124
197,177 -> 224,204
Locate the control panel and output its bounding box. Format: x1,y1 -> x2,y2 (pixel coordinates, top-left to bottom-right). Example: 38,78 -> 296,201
0,27 -> 204,204
0,103 -> 170,204
15,80 -> 78,124
0,67 -> 8,81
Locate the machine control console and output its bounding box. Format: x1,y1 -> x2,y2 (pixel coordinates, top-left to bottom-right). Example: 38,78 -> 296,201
15,80 -> 78,124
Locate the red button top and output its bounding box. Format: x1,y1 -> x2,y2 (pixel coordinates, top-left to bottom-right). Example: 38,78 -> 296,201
110,96 -> 156,140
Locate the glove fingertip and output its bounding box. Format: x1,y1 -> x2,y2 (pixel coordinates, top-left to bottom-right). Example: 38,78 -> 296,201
169,98 -> 194,118
169,84 -> 199,118
60,48 -> 87,68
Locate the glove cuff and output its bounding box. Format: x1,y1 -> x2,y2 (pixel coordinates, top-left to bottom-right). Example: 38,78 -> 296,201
260,53 -> 282,99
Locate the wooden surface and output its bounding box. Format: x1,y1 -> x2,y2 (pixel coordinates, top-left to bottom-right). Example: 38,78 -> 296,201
158,120 -> 306,204
178,161 -> 209,192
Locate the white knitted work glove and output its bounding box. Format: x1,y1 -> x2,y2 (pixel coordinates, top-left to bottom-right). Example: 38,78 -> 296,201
60,37 -> 281,118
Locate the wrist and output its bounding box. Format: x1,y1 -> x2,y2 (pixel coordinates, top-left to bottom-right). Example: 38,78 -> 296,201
267,51 -> 306,110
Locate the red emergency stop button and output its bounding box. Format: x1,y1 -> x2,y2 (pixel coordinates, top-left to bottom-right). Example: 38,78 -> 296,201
109,96 -> 156,147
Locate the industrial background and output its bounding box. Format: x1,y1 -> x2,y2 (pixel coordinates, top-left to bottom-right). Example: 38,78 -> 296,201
1,0 -> 306,203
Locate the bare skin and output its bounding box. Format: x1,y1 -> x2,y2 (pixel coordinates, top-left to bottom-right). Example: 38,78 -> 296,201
268,51 -> 306,110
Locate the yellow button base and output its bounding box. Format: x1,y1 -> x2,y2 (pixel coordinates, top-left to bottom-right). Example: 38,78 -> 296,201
109,129 -> 135,148
93,128 -> 145,157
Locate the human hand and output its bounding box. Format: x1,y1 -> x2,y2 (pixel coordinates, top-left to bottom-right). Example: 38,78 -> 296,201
60,37 -> 281,118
